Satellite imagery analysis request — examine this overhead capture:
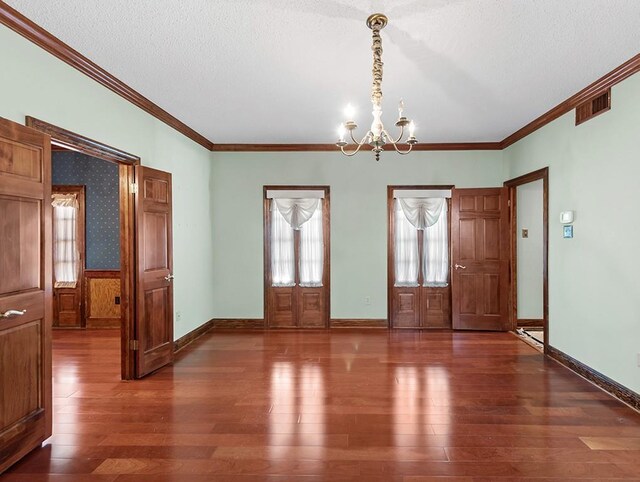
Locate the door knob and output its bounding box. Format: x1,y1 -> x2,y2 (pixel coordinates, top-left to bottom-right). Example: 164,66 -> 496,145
1,309 -> 26,318
164,274 -> 175,282
454,264 -> 467,270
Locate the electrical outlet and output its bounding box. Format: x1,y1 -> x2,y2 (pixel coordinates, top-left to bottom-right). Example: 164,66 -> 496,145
364,296 -> 371,305
176,311 -> 182,322
114,296 -> 120,305
522,229 -> 528,238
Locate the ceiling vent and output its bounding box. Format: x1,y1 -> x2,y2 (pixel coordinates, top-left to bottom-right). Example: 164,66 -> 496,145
575,89 -> 611,125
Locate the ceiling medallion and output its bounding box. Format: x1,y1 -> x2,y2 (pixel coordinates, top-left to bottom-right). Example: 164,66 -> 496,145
336,13 -> 417,161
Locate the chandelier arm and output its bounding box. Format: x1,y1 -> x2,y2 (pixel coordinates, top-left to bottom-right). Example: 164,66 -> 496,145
340,142 -> 367,157
389,143 -> 414,155
349,130 -> 361,145
383,127 -> 405,145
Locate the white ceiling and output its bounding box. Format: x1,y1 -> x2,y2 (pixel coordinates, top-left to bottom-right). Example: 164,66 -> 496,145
7,0 -> 640,144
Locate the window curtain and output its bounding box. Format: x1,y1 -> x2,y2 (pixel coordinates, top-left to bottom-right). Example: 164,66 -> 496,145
395,197 -> 449,287
271,198 -> 324,287
270,202 -> 295,287
394,199 -> 419,287
51,193 -> 80,287
423,201 -> 449,287
299,202 -> 323,287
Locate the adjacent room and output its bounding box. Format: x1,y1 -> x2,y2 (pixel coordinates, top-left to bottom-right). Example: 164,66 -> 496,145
1,1 -> 639,480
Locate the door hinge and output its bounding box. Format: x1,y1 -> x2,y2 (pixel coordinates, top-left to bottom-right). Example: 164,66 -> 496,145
130,339 -> 139,351
507,199 -> 511,207
130,183 -> 138,194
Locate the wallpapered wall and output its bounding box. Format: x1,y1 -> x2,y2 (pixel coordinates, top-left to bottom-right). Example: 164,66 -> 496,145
52,151 -> 120,270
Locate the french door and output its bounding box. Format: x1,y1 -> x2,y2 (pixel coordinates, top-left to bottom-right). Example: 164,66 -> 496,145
388,186 -> 452,329
264,186 -> 330,328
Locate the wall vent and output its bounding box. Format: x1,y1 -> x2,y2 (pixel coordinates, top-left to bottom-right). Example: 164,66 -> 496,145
575,88 -> 611,125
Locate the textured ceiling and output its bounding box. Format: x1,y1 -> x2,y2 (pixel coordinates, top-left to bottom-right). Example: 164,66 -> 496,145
6,0 -> 640,144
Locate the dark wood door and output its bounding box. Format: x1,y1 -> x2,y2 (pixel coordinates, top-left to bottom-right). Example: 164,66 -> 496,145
134,166 -> 174,377
451,188 -> 509,330
0,117 -> 52,473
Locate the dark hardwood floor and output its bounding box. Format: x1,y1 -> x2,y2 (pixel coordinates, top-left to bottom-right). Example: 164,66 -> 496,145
3,329 -> 640,481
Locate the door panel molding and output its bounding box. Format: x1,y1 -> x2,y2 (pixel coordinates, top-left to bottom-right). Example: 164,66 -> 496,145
0,116 -> 52,473
451,187 -> 509,330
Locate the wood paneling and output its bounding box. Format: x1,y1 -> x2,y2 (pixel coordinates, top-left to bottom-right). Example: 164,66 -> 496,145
451,188 -> 509,330
5,329 -> 640,479
0,116 -> 52,474
135,166 -> 174,377
0,4 -> 212,150
85,270 -> 121,329
505,167 -> 549,350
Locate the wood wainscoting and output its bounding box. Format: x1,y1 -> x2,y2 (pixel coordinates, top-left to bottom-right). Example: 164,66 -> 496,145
84,270 -> 121,328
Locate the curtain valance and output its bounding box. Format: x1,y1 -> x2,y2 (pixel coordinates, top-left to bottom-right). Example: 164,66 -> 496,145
274,198 -> 320,230
398,197 -> 445,230
51,193 -> 79,209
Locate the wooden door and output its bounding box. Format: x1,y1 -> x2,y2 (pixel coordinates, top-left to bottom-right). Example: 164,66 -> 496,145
0,117 -> 52,473
52,185 -> 85,328
134,166 -> 174,377
451,188 -> 509,330
264,187 -> 330,329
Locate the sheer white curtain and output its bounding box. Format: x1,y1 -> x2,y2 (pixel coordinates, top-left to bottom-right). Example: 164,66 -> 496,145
271,199 -> 323,287
395,197 -> 449,287
271,202 -> 295,286
299,202 -> 323,287
423,201 -> 449,287
394,199 -> 419,287
52,193 -> 80,287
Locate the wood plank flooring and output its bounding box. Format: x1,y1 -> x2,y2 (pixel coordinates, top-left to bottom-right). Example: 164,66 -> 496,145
3,329 -> 640,481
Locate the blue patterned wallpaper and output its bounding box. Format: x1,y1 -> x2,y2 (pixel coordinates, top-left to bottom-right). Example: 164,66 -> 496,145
52,151 -> 120,270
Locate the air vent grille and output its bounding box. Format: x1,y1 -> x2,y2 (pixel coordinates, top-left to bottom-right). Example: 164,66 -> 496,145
576,89 -> 611,125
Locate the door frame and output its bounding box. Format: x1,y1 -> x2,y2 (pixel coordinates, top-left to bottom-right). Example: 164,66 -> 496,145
387,185 -> 454,329
504,167 -> 549,353
263,185 -> 330,328
26,116 -> 140,379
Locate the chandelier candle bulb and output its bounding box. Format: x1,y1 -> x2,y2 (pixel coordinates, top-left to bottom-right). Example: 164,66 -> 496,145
335,13 -> 418,160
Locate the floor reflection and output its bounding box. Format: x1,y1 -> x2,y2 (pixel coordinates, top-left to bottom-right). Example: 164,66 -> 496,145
269,362 -> 326,461
393,365 -> 451,448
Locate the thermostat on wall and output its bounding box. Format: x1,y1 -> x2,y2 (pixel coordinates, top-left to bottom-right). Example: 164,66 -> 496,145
560,211 -> 574,224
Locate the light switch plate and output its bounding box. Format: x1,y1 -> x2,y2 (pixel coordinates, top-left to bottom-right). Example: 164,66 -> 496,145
563,225 -> 574,238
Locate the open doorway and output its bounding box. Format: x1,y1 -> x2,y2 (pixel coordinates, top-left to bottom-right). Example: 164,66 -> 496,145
26,116 -> 139,379
505,168 -> 549,352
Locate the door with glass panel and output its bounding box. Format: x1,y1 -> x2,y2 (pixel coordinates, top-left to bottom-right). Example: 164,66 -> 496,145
264,186 -> 330,328
52,185 -> 85,328
388,186 -> 452,329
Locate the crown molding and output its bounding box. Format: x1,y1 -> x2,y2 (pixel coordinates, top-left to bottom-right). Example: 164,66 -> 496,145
500,53 -> 640,148
2,1 -> 638,153
212,142 -> 503,152
0,1 -> 213,150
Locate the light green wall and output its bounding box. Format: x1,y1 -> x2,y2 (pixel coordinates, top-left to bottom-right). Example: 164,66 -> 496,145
0,25 -> 215,340
505,72 -> 640,393
516,179 -> 544,320
210,151 -> 505,318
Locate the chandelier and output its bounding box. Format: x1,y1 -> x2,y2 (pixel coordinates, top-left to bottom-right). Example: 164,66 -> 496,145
336,13 -> 417,161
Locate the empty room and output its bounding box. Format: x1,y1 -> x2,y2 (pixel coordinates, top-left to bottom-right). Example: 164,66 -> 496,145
1,1 -> 640,480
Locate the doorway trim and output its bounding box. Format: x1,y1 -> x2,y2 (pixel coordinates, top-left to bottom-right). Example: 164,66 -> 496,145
504,167 -> 549,353
26,116 -> 140,379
